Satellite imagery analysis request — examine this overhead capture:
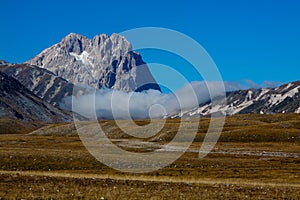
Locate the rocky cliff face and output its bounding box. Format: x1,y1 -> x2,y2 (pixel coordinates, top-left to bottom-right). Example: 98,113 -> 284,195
26,33 -> 161,92
0,71 -> 72,123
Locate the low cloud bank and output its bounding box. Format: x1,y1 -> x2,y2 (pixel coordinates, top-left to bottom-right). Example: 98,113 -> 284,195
61,81 -> 227,120
61,80 -> 280,120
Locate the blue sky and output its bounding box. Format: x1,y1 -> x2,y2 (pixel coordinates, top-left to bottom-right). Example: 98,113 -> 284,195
1,0 -> 299,89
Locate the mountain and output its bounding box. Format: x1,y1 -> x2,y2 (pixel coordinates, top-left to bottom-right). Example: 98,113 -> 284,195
172,80 -> 300,118
0,62 -> 88,106
0,71 -> 72,123
1,32 -> 298,120
26,33 -> 161,92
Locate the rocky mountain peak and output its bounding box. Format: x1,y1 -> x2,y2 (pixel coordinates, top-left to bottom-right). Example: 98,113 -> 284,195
60,33 -> 89,54
92,34 -> 109,46
26,33 -> 159,92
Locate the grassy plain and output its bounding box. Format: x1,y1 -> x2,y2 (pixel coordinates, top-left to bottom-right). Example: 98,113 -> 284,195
0,113 -> 299,199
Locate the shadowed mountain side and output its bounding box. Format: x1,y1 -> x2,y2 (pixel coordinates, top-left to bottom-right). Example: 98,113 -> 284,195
0,71 -> 73,124
0,118 -> 43,134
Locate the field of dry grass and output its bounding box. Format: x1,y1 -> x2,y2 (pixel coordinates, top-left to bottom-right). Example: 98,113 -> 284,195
0,113 -> 299,199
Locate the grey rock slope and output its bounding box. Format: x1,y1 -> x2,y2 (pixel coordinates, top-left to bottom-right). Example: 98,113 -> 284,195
0,71 -> 72,123
0,63 -> 89,106
27,33 -> 161,92
173,80 -> 300,118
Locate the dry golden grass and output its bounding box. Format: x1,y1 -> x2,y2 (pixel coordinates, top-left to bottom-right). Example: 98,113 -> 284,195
0,113 -> 299,199
1,172 -> 299,199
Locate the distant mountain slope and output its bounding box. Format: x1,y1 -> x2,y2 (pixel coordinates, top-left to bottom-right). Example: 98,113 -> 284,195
0,118 -> 43,134
26,33 -> 161,92
0,71 -> 72,123
0,63 -> 88,106
172,80 -> 300,118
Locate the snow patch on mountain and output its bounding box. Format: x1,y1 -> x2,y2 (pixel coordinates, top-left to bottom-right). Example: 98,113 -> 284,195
69,51 -> 93,67
268,85 -> 299,106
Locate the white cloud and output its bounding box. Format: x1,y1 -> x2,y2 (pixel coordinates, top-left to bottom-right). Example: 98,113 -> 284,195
61,81 -> 226,120
61,80 -> 281,120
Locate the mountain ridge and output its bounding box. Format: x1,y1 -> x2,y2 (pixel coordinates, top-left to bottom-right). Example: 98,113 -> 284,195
172,80 -> 300,118
0,71 -> 72,123
0,62 -> 90,106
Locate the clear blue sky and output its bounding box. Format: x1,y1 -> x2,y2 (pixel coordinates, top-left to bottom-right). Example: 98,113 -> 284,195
1,0 -> 299,87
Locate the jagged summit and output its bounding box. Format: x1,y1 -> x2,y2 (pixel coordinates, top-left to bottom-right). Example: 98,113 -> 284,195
26,33 -> 161,92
